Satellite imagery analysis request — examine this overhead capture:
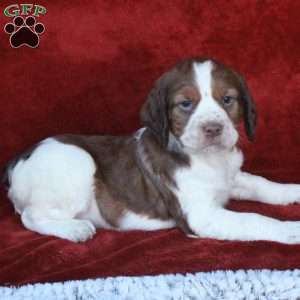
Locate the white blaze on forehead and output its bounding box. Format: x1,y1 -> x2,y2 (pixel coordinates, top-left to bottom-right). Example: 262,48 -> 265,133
191,60 -> 222,122
193,60 -> 214,100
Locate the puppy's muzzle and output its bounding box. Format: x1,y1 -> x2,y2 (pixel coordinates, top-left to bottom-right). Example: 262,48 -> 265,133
202,122 -> 224,138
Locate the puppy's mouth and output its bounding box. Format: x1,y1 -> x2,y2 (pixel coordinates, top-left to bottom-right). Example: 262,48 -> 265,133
182,136 -> 226,154
202,135 -> 223,147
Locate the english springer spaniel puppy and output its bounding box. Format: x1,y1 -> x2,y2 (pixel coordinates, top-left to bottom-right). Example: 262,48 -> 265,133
4,58 -> 300,243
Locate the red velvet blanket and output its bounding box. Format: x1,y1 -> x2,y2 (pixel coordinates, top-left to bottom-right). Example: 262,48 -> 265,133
1,0 -> 300,286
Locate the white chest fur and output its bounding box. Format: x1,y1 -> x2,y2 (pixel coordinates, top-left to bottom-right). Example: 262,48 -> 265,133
173,147 -> 244,217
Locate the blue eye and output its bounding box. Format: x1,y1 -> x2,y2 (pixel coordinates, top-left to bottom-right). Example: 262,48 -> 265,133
180,100 -> 193,111
223,96 -> 235,106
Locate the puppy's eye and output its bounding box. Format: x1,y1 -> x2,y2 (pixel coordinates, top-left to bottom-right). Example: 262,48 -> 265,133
179,100 -> 193,111
223,96 -> 235,106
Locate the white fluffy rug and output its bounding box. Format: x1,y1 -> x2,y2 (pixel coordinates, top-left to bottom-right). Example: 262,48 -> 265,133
1,270 -> 300,300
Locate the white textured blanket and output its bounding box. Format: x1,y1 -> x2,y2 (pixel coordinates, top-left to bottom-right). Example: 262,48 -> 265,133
1,270 -> 300,300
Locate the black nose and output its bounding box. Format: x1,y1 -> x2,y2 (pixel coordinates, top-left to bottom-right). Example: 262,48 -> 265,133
202,122 -> 224,138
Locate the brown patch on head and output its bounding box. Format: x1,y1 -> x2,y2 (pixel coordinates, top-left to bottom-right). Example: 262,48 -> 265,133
169,85 -> 201,137
211,60 -> 257,140
141,58 -> 204,145
211,63 -> 243,125
167,60 -> 202,139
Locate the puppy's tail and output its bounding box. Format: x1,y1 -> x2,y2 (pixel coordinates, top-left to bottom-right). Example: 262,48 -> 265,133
2,144 -> 38,191
2,159 -> 17,191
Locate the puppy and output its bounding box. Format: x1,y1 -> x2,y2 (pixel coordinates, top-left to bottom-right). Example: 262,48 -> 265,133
3,57 -> 300,243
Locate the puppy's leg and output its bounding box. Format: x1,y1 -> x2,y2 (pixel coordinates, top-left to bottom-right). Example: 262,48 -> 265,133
21,206 -> 96,242
231,172 -> 300,205
188,206 -> 300,244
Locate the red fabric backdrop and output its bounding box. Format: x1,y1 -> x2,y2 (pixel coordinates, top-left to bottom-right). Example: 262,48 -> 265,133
1,0 -> 300,286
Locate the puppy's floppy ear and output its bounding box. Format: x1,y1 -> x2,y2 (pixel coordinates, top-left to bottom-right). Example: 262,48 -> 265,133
238,75 -> 257,141
140,73 -> 170,147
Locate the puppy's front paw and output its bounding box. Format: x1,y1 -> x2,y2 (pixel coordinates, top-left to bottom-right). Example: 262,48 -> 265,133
57,220 -> 96,242
280,221 -> 300,244
283,184 -> 300,204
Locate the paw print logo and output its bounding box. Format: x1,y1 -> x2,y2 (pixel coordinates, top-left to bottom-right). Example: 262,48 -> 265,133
4,16 -> 45,48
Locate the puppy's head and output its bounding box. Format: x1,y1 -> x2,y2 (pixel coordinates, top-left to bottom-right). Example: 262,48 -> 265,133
140,58 -> 256,153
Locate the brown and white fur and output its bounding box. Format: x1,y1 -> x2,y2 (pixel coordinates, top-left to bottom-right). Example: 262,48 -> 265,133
4,58 -> 300,243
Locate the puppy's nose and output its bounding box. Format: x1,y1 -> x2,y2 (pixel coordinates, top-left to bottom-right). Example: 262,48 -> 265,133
202,122 -> 223,138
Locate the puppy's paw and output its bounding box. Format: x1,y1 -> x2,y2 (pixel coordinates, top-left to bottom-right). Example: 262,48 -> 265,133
58,220 -> 96,242
280,221 -> 300,244
283,184 -> 300,204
